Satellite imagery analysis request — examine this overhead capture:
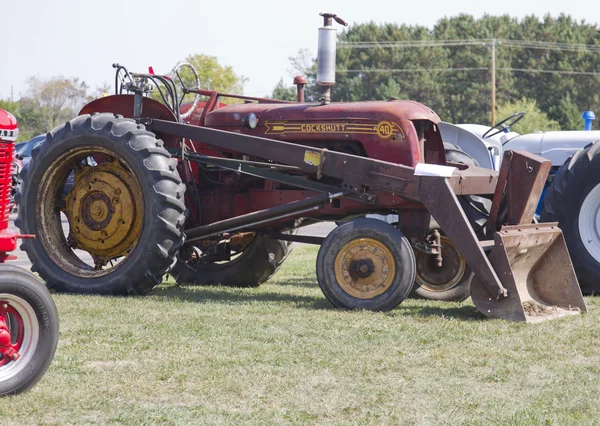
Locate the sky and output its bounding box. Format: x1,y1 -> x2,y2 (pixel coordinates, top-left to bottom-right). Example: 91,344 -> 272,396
0,0 -> 596,100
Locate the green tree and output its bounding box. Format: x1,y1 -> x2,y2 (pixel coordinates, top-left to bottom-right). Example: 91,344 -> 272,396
496,98 -> 560,133
23,76 -> 88,132
0,98 -> 43,142
288,14 -> 600,125
270,48 -> 319,101
548,94 -> 584,130
270,78 -> 297,101
167,54 -> 247,106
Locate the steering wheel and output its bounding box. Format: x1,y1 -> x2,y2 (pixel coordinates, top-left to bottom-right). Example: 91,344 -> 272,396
482,112 -> 526,139
169,62 -> 201,119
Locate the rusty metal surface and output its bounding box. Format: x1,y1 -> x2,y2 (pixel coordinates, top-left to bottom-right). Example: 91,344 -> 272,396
446,165 -> 498,195
64,159 -> 143,266
471,223 -> 586,322
418,176 -> 507,299
144,118 -> 584,322
488,150 -> 551,233
148,119 -> 501,200
185,193 -> 335,242
201,100 -> 439,167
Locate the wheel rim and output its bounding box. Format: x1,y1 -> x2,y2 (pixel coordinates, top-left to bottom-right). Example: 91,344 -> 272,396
37,146 -> 143,277
578,184 -> 600,263
334,237 -> 395,299
0,294 -> 39,381
415,236 -> 467,292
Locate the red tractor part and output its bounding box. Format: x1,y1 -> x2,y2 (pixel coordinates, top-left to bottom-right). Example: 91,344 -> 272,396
0,109 -> 59,395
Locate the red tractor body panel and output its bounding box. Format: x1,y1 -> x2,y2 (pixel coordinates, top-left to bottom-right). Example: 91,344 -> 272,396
202,100 -> 441,167
79,95 -> 444,228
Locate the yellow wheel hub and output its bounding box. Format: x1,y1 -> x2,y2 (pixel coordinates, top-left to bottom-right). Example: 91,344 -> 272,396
334,237 -> 395,299
64,160 -> 142,265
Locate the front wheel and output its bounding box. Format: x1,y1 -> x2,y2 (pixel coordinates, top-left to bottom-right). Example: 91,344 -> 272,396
316,218 -> 415,311
0,265 -> 59,395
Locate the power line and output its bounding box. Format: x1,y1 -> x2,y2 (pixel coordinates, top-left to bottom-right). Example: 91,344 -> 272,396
499,67 -> 600,76
337,67 -> 488,73
339,38 -> 600,53
336,67 -> 600,76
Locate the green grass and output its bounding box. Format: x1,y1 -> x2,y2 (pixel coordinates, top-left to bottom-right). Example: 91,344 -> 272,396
1,245 -> 600,425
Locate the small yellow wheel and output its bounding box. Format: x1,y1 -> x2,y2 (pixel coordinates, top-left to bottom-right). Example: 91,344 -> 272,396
316,218 -> 416,311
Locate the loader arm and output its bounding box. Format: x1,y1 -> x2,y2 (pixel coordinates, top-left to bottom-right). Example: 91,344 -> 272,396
147,119 -> 509,300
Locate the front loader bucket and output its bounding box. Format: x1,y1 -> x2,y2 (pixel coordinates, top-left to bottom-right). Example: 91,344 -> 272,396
471,223 -> 586,322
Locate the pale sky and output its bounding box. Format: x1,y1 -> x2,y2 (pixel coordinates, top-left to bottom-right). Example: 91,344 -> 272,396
1,0 -> 596,100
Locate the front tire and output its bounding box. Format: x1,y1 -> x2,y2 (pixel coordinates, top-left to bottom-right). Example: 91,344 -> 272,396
316,218 -> 415,311
542,142 -> 600,294
16,113 -> 186,295
0,265 -> 59,395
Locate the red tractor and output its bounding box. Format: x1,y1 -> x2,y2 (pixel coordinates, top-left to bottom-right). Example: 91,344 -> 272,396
17,13 -> 585,322
0,109 -> 58,395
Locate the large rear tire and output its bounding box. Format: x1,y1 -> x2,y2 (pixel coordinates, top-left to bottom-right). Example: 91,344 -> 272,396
541,142 -> 600,294
171,233 -> 293,288
16,113 -> 186,295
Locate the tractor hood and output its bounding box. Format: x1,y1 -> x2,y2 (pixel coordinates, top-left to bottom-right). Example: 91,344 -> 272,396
204,99 -> 440,129
503,130 -> 600,166
202,99 -> 440,167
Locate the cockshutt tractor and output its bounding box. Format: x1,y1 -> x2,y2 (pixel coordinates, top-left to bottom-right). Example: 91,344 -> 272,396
17,13 -> 587,322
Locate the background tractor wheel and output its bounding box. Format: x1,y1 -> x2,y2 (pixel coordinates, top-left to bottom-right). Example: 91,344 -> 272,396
316,218 -> 415,311
542,142 -> 600,294
410,236 -> 473,302
171,233 -> 294,288
16,113 -> 186,295
407,142 -> 484,302
0,265 -> 59,395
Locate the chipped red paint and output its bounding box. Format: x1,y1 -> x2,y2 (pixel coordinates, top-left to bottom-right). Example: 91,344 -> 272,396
78,94 -> 442,227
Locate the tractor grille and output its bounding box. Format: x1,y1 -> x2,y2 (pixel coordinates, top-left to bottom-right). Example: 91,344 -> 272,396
0,142 -> 14,231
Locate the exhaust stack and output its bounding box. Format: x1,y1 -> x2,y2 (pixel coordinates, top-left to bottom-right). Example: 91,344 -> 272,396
317,13 -> 347,104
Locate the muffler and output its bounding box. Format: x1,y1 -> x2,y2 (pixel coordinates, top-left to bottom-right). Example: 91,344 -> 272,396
470,223 -> 586,322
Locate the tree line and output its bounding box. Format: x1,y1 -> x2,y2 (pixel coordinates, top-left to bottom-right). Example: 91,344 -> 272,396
4,14 -> 600,142
1,54 -> 246,142
274,13 -> 600,132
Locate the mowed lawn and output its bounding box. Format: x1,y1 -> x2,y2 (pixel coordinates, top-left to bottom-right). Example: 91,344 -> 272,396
1,245 -> 599,425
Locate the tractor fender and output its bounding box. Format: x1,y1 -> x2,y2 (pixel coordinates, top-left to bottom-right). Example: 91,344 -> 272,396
79,95 -> 179,148
438,122 -> 494,169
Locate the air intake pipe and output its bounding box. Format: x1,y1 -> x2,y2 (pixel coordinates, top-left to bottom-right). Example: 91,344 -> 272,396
317,13 -> 347,105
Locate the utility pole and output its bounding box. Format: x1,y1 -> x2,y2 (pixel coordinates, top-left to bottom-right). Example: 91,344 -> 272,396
10,86 -> 13,103
490,39 -> 496,126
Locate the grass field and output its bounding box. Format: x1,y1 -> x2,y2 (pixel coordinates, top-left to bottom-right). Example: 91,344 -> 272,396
0,245 -> 599,425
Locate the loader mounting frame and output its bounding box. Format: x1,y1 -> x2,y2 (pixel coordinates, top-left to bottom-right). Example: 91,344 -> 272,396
145,118 -> 540,303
